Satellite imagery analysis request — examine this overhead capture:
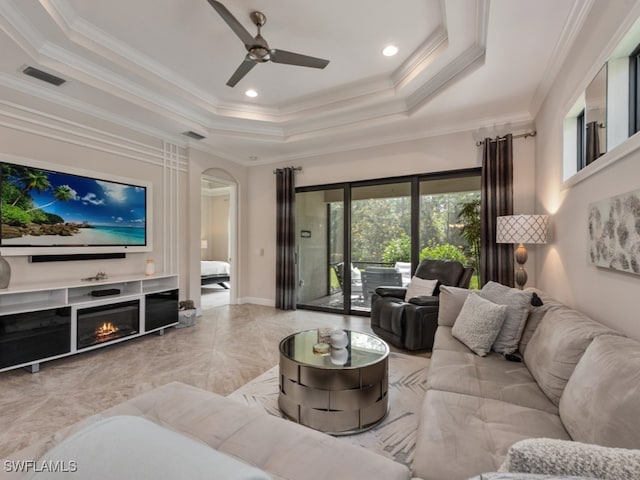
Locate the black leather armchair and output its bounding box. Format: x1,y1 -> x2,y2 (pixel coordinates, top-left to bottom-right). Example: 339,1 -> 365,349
370,259 -> 473,351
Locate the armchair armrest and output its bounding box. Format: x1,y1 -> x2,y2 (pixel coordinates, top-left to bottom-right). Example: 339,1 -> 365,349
374,286 -> 407,299
408,295 -> 439,307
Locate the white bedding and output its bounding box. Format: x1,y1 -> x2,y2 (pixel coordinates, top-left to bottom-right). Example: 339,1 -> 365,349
201,260 -> 231,276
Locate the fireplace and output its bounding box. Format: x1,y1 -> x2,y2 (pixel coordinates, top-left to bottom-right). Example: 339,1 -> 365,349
77,300 -> 140,350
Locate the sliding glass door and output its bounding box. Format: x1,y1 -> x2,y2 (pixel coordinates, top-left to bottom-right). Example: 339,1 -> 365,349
351,182 -> 411,311
419,175 -> 481,288
296,188 -> 345,311
295,169 -> 480,314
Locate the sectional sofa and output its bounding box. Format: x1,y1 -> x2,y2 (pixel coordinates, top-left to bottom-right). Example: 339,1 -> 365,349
2,286 -> 639,479
414,286 -> 640,479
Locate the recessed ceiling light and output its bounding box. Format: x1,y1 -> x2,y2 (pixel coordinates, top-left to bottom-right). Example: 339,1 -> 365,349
382,45 -> 398,57
245,89 -> 258,97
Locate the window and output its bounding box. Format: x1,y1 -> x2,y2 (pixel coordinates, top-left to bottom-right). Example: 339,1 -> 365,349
295,169 -> 480,314
576,109 -> 585,171
563,15 -> 640,184
629,42 -> 640,136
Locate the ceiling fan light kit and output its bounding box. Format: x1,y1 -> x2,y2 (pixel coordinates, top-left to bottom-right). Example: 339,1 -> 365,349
207,0 -> 330,87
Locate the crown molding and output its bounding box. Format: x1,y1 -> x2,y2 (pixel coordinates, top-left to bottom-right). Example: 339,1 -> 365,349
0,0 -> 529,166
391,26 -> 448,89
528,0 -> 595,116
0,1 -> 45,58
40,0 -> 230,114
37,42 -> 217,128
0,73 -> 188,147
239,110 -> 534,166
33,0 -> 471,126
475,0 -> 490,49
406,0 -> 489,114
407,44 -> 485,114
0,65 -> 535,169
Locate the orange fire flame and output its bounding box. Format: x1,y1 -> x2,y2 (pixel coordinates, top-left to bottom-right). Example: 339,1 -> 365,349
96,322 -> 119,338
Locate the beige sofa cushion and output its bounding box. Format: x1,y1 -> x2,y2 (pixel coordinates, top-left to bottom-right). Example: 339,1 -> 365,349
432,326 -> 471,353
523,304 -> 620,406
518,290 -> 562,355
559,335 -> 640,449
518,290 -> 563,355
426,347 -> 557,414
26,415 -> 272,480
437,285 -> 472,326
413,390 -> 570,480
2,383 -> 410,480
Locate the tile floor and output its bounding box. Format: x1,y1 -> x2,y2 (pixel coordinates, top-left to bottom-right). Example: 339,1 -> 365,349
0,303 -> 378,458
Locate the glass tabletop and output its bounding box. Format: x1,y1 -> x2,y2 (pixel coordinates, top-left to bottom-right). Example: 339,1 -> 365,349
279,329 -> 389,369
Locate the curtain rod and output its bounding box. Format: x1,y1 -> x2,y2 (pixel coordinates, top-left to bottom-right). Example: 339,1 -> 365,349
475,131 -> 537,147
273,166 -> 302,174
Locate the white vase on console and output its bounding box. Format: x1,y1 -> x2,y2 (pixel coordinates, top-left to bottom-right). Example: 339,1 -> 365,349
145,259 -> 155,276
0,253 -> 11,289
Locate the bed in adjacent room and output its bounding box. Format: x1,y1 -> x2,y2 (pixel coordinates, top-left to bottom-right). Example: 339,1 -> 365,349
201,260 -> 230,288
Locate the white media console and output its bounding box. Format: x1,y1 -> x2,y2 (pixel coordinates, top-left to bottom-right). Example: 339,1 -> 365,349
0,274 -> 179,373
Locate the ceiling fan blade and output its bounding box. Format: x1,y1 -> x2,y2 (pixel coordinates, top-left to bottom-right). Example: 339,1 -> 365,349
226,57 -> 256,87
270,49 -> 329,69
206,0 -> 255,47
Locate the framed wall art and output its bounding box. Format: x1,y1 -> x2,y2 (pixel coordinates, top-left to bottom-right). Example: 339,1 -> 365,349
588,188 -> 640,275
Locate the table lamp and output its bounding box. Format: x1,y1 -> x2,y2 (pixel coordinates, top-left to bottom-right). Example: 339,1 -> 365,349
496,214 -> 548,289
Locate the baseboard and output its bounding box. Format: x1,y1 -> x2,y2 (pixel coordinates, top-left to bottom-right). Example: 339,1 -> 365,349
237,297 -> 275,307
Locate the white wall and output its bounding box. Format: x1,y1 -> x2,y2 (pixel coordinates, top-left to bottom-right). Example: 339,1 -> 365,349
535,0 -> 640,339
201,194 -> 230,261
186,149 -> 248,308
0,100 -> 251,311
0,105 -> 188,294
246,130 -> 536,305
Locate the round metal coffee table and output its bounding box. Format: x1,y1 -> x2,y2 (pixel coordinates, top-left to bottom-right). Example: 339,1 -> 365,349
278,329 -> 389,435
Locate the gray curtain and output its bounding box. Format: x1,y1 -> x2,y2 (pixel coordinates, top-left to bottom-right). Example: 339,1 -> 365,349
275,167 -> 297,310
585,121 -> 600,166
480,134 -> 514,287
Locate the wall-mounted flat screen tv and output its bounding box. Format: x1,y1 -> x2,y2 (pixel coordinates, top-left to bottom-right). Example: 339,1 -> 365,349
0,158 -> 151,255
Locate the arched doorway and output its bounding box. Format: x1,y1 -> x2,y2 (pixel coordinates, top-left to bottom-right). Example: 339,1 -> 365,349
200,170 -> 238,309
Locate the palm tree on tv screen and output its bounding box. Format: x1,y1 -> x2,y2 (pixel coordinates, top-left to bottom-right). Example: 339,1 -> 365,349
10,169 -> 51,206
26,185 -> 75,212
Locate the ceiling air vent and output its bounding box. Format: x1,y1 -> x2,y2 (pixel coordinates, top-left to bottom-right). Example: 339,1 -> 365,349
22,66 -> 66,86
182,131 -> 206,140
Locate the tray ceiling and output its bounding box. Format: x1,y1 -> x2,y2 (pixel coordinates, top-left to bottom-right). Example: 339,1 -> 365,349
0,0 -> 589,164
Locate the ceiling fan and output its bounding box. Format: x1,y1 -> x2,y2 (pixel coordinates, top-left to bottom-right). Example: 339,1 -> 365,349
206,0 -> 330,87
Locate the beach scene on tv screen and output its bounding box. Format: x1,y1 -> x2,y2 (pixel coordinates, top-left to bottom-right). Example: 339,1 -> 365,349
1,163 -> 146,246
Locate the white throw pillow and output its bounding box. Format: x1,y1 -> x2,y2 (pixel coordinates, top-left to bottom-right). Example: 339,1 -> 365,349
479,281 -> 533,354
437,285 -> 472,327
452,293 -> 507,356
404,277 -> 438,301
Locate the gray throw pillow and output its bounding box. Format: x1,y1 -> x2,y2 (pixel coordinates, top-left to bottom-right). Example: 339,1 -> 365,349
479,281 -> 533,354
452,293 -> 507,356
